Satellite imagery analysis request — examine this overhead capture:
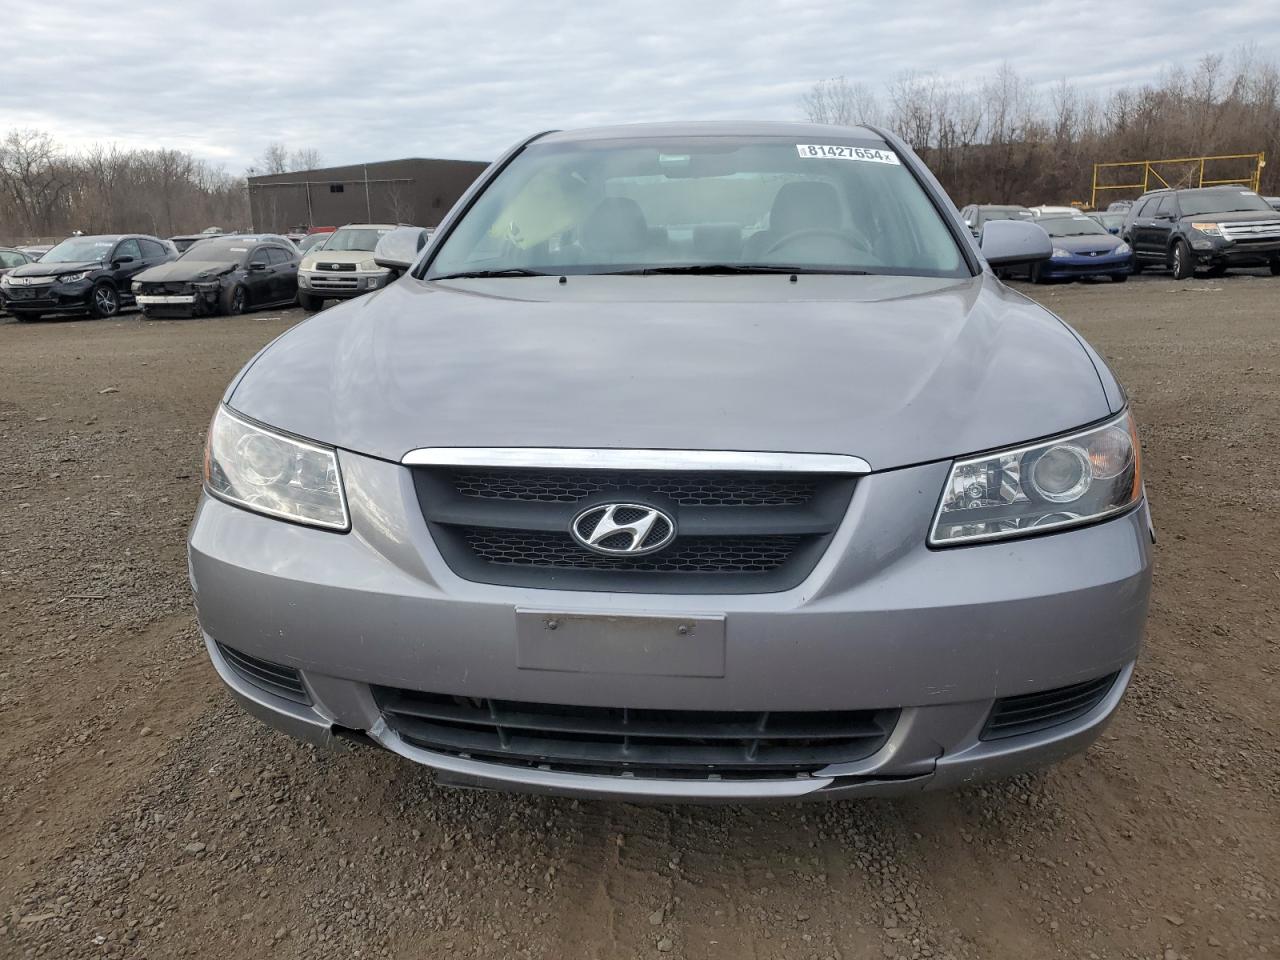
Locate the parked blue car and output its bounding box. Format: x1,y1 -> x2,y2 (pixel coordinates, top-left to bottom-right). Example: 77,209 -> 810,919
1030,215 -> 1132,283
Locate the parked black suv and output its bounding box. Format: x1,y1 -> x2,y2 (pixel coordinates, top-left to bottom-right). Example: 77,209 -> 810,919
1123,186 -> 1280,278
0,234 -> 175,320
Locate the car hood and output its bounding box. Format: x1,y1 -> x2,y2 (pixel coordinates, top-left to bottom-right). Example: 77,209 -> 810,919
303,250 -> 371,266
10,259 -> 102,277
136,260 -> 236,282
1055,234 -> 1125,254
1183,209 -> 1280,224
228,273 -> 1115,471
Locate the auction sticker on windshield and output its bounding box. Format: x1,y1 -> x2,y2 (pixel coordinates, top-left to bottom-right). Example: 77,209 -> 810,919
796,144 -> 900,164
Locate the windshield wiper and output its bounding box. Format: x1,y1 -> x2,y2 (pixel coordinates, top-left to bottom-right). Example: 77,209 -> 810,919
603,264 -> 870,276
430,268 -> 552,280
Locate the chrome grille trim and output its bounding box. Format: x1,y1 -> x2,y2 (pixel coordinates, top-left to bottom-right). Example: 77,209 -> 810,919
401,447 -> 872,474
1219,219 -> 1280,241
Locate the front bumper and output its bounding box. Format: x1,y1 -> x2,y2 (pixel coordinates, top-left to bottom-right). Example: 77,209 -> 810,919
189,450 -> 1154,801
1190,236 -> 1280,266
1040,252 -> 1132,278
1,278 -> 93,313
298,269 -> 389,299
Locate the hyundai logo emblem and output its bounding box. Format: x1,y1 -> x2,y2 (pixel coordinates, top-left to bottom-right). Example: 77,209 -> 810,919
570,503 -> 676,556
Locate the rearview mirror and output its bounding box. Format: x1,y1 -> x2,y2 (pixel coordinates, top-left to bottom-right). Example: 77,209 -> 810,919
979,219 -> 1052,267
374,226 -> 428,272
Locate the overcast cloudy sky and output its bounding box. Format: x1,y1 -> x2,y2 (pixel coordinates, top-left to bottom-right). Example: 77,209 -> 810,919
0,0 -> 1271,171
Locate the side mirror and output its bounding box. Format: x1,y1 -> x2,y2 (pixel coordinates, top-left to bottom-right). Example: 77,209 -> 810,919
248,260 -> 267,271
374,226 -> 428,271
979,219 -> 1052,267
113,255 -> 135,265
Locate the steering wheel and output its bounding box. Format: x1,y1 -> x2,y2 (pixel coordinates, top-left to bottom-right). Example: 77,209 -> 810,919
765,227 -> 870,257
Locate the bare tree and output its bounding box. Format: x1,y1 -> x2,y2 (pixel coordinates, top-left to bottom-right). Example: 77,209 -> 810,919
801,77 -> 879,126
253,143 -> 323,176
0,129 -> 72,235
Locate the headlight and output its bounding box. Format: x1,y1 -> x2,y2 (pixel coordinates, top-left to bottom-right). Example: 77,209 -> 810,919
203,406 -> 349,531
358,259 -> 379,272
1114,242 -> 1131,255
300,259 -> 316,271
930,411 -> 1141,546
131,281 -> 142,293
1190,222 -> 1222,236
57,271 -> 89,282
2,274 -> 13,286
1051,247 -> 1071,258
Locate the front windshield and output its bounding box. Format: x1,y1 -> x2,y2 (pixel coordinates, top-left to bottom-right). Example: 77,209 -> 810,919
426,136 -> 967,279
1179,190 -> 1273,217
1040,216 -> 1109,238
179,239 -> 251,263
979,207 -> 1030,223
323,228 -> 390,252
42,237 -> 118,263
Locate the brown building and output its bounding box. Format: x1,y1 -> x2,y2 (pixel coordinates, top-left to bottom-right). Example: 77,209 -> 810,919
247,157 -> 490,232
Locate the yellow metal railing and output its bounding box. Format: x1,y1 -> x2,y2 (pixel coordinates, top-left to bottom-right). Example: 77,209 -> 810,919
1090,152 -> 1266,208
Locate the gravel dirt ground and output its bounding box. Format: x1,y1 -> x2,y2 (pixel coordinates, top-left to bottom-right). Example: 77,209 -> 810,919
1,272 -> 1278,960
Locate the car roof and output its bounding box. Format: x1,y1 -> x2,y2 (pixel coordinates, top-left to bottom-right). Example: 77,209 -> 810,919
535,120 -> 884,144
336,223 -> 399,230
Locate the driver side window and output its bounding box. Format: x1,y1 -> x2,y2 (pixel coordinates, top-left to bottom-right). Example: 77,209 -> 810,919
114,238 -> 142,261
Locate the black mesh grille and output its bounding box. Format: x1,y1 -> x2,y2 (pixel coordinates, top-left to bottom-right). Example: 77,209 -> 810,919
449,468 -> 817,506
216,642 -> 310,705
374,686 -> 898,780
140,281 -> 193,295
981,672 -> 1118,741
465,528 -> 801,572
413,464 -> 856,594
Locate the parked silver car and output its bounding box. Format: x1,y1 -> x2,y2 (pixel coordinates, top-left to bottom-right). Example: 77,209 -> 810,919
189,122 -> 1153,802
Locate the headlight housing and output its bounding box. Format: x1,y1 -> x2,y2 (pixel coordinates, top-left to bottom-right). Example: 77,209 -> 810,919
1190,222 -> 1222,236
1114,242 -> 1131,255
358,259 -> 379,272
930,411 -> 1141,546
57,271 -> 89,282
1051,247 -> 1071,258
204,406 -> 349,531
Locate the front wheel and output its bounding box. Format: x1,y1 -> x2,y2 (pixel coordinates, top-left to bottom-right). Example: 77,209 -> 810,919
89,283 -> 120,319
297,291 -> 324,312
1170,240 -> 1195,280
221,284 -> 247,316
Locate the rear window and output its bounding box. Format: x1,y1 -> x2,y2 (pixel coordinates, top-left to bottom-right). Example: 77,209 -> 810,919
427,136 -> 968,279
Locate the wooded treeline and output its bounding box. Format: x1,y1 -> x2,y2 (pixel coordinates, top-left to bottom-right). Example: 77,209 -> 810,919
0,136 -> 322,245
803,49 -> 1280,205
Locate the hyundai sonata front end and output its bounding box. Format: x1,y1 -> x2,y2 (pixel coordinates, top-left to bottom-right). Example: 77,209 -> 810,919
188,122 -> 1153,801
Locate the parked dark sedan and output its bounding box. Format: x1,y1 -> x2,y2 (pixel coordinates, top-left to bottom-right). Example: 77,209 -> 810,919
1029,215 -> 1132,283
0,234 -> 174,320
0,247 -> 33,314
132,235 -> 300,318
